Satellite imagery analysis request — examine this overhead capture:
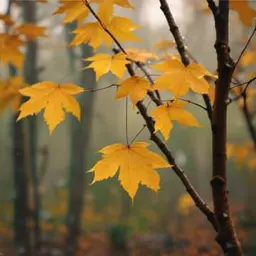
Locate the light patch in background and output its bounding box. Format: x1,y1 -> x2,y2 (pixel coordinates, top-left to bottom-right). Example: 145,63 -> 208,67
139,0 -> 193,30
0,0 -> 7,13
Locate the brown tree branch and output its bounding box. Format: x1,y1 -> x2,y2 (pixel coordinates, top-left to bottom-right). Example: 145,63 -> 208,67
205,0 -> 219,17
233,25 -> 256,73
242,91 -> 256,149
125,63 -> 218,231
83,0 -> 218,239
230,77 -> 256,149
159,0 -> 213,121
84,0 -> 162,102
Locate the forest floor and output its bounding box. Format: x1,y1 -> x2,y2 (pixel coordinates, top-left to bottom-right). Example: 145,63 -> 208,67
0,204 -> 255,255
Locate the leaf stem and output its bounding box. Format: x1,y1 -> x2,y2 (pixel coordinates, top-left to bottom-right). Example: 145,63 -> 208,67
125,97 -> 129,145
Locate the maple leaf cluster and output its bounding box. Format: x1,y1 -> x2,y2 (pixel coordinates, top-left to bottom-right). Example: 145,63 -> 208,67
2,0 -> 255,199
227,142 -> 256,171
0,11 -> 46,114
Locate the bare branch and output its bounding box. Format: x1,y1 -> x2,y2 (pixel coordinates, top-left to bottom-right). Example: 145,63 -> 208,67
158,0 -> 213,121
125,54 -> 218,232
178,98 -> 208,111
159,0 -> 189,65
233,25 -> 256,73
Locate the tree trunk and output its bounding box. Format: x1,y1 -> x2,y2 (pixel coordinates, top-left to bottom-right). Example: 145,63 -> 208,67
11,64 -> 31,256
211,1 -> 243,254
65,23 -> 96,255
22,0 -> 40,252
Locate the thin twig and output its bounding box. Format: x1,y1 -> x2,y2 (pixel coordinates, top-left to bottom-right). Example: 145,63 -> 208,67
83,0 -> 127,54
125,97 -> 129,145
178,98 -> 208,111
233,25 -> 256,73
229,76 -> 256,90
228,76 -> 256,103
130,125 -> 147,144
87,84 -> 116,92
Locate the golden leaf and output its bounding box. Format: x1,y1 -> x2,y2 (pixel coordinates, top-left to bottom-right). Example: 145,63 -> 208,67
0,14 -> 14,26
0,76 -> 24,114
15,24 -> 47,40
71,16 -> 140,49
53,0 -> 89,23
90,142 -> 171,200
152,58 -> 215,96
153,40 -> 176,51
116,76 -> 151,105
70,22 -> 109,49
151,99 -> 200,140
91,0 -> 133,24
18,81 -> 84,134
177,194 -> 194,216
0,33 -> 24,68
126,48 -> 158,62
230,0 -> 256,27
85,52 -> 130,80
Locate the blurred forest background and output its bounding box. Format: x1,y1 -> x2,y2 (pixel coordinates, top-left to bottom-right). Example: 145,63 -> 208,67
0,0 -> 256,255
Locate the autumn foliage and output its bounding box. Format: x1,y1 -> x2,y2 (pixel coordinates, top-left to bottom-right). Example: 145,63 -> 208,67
0,0 -> 256,255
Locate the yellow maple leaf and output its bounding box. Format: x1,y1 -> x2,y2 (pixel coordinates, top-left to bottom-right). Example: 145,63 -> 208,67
90,142 -> 170,200
151,99 -> 200,140
85,53 -> 130,80
116,76 -> 151,106
70,22 -> 109,49
71,16 -> 140,49
153,40 -> 176,51
17,81 -> 84,134
0,34 -> 24,48
0,33 -> 24,68
177,193 -> 194,216
0,14 -> 14,26
15,24 -> 47,40
208,85 -> 215,102
230,0 -> 256,27
0,76 -> 24,114
91,0 -> 133,24
108,16 -> 140,44
240,51 -> 256,67
53,1 -> 89,24
227,142 -> 253,166
232,86 -> 256,108
152,58 -> 215,96
126,48 -> 158,62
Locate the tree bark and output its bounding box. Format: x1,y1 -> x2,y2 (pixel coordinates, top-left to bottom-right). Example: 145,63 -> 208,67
22,0 -> 40,252
211,0 -> 243,254
11,64 -> 31,255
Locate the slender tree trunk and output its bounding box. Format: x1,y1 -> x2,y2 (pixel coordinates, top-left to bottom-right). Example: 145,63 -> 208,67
4,1 -> 31,254
211,1 -> 243,254
65,23 -> 96,255
22,1 -> 40,252
11,65 -> 31,256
